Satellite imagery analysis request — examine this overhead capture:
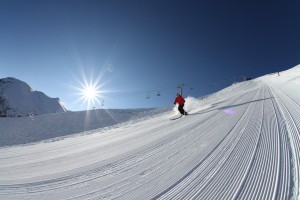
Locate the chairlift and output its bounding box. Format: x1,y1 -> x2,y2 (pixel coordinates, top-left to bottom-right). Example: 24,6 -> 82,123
29,112 -> 35,120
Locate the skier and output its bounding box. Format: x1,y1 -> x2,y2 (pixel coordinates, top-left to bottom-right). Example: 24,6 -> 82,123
174,93 -> 188,115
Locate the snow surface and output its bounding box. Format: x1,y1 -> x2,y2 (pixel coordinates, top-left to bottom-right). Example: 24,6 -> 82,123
0,65 -> 300,199
0,108 -> 168,147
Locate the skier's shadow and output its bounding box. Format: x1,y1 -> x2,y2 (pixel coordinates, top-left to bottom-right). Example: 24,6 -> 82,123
188,97 -> 274,115
218,97 -> 274,110
187,108 -> 218,116
187,100 -> 227,115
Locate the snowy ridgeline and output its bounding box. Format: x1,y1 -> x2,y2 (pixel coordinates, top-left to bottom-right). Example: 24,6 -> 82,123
0,107 -> 169,147
0,77 -> 66,117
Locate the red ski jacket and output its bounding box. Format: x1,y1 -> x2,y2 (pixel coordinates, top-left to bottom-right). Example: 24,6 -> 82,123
174,95 -> 185,105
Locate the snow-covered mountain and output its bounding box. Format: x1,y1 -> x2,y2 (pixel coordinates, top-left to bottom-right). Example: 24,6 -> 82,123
0,65 -> 299,199
0,77 -> 66,117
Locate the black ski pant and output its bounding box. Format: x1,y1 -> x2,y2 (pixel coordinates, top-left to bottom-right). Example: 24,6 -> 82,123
178,104 -> 187,115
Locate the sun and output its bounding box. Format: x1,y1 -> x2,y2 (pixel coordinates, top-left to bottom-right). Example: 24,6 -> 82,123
83,85 -> 98,101
78,82 -> 101,107
74,72 -> 103,109
69,66 -> 111,110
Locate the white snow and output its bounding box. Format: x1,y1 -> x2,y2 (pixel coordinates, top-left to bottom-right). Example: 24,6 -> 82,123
0,65 -> 300,199
0,108 -> 166,147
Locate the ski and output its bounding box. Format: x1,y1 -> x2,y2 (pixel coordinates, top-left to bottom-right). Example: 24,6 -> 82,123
170,115 -> 183,120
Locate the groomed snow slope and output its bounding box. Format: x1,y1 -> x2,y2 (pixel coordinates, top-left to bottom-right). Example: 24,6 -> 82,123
0,108 -> 165,147
0,66 -> 300,199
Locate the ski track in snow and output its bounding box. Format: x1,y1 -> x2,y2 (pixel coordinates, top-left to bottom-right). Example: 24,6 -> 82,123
1,68 -> 300,199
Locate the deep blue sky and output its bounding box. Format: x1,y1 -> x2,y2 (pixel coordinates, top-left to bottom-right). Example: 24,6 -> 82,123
1,0 -> 299,110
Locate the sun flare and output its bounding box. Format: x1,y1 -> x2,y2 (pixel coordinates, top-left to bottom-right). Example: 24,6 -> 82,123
83,85 -> 98,100
78,83 -> 101,106
74,74 -> 103,109
70,66 -> 113,110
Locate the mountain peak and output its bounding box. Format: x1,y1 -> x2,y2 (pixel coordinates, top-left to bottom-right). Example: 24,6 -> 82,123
0,77 -> 66,117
